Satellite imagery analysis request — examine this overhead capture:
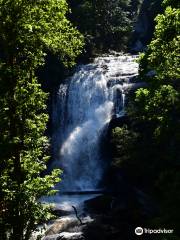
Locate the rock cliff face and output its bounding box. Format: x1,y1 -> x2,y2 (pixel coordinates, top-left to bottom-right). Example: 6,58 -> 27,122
131,0 -> 163,52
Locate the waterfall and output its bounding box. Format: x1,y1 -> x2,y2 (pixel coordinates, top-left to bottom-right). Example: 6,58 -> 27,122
52,54 -> 139,191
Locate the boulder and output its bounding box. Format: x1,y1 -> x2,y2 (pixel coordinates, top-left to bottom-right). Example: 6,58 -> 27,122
42,232 -> 84,240
84,195 -> 113,214
44,217 -> 80,236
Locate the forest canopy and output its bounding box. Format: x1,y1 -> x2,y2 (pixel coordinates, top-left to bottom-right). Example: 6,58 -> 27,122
68,0 -> 143,53
0,1 -> 84,239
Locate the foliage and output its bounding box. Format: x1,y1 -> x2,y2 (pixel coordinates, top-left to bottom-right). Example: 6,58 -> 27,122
163,0 -> 180,8
139,3 -> 180,81
0,0 -> 84,239
0,0 -> 84,67
111,0 -> 180,235
68,0 -> 142,53
134,85 -> 179,131
111,126 -> 138,168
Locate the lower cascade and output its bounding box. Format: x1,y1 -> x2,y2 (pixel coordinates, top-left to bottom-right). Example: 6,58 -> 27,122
52,54 -> 139,191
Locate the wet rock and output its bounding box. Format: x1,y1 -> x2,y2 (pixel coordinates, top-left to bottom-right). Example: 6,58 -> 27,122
131,40 -> 145,52
42,216 -> 93,240
109,115 -> 130,129
84,195 -> 114,214
52,209 -> 72,217
58,232 -> 85,240
43,232 -> 85,240
43,234 -> 61,240
45,217 -> 80,236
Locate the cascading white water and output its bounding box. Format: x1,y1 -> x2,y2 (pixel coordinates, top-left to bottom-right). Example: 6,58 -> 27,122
52,54 -> 139,191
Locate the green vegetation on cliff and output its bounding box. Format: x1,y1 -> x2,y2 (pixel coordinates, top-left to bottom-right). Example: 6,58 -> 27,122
112,0 -> 180,236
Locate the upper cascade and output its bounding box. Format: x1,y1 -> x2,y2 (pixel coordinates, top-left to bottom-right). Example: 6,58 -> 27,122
52,54 -> 139,191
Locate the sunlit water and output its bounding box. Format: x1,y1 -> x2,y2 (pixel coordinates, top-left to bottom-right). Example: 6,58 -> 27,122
38,54 -> 139,240
51,54 -> 139,192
